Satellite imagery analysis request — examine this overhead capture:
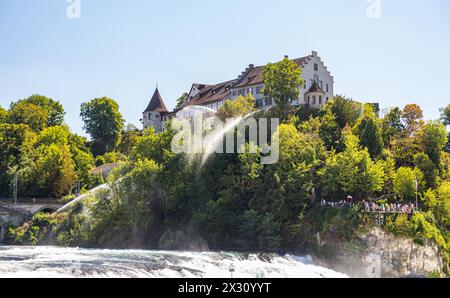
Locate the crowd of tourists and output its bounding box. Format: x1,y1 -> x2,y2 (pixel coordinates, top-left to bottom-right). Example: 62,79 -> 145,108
363,201 -> 417,214
320,196 -> 417,214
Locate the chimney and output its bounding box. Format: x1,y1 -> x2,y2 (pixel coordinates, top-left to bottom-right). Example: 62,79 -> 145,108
249,64 -> 254,69
284,55 -> 289,59
311,51 -> 318,57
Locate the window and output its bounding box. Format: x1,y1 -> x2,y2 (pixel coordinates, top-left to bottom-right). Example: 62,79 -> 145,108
314,63 -> 318,71
313,96 -> 316,104
248,88 -> 253,95
155,114 -> 160,119
307,96 -> 310,104
326,97 -> 329,102
256,86 -> 261,94
232,90 -> 237,97
319,96 -> 322,105
320,81 -> 323,89
326,84 -> 329,93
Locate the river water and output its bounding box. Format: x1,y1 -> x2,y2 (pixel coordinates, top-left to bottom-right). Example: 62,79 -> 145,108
0,246 -> 347,278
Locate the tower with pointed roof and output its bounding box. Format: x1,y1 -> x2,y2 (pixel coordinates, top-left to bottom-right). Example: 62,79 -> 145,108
142,87 -> 168,132
304,81 -> 326,108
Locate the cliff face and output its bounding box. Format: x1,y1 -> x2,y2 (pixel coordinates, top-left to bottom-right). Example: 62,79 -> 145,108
358,228 -> 443,278
317,228 -> 444,278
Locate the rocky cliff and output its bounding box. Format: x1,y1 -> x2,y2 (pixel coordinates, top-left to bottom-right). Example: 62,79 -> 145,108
316,228 -> 444,278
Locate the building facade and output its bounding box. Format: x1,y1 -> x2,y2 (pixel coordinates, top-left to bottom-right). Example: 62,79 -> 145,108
142,50 -> 334,131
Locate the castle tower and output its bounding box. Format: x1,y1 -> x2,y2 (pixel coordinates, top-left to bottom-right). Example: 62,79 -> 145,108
142,87 -> 168,132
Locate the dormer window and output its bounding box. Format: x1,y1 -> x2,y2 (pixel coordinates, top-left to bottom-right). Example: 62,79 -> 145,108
314,63 -> 318,71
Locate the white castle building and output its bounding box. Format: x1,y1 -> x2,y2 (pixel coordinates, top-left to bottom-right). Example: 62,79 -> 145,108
143,51 -> 334,131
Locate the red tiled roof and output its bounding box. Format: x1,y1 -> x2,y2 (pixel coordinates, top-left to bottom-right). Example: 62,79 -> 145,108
144,88 -> 169,113
233,56 -> 310,88
181,80 -> 236,108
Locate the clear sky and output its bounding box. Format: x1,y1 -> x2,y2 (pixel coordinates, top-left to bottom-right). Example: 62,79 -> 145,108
0,0 -> 449,136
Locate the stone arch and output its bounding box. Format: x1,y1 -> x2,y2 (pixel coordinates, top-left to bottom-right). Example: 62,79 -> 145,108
37,206 -> 57,214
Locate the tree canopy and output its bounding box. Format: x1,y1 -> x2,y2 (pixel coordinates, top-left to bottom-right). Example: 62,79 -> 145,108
80,97 -> 125,156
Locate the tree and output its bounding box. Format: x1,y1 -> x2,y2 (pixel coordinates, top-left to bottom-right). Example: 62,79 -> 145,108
117,124 -> 141,156
393,167 -> 424,201
440,104 -> 450,153
0,106 -> 7,123
0,124 -> 36,197
322,95 -> 361,129
175,92 -> 188,109
414,153 -> 437,189
11,95 -> 65,127
263,57 -> 304,121
440,104 -> 450,126
216,94 -> 256,122
402,104 -> 424,135
420,121 -> 447,168
36,125 -> 71,147
353,104 -> 384,158
325,126 -> 385,200
381,107 -> 404,145
8,102 -> 48,132
424,182 -> 450,230
33,144 -> 77,198
80,97 -> 124,156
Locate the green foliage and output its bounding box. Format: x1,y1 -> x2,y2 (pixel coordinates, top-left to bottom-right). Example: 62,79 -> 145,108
424,182 -> 450,230
8,102 -> 48,132
420,121 -> 447,168
131,127 -> 174,164
36,125 -> 71,146
263,57 -> 304,121
117,124 -> 141,156
381,107 -> 404,146
353,104 -> 384,158
414,153 -> 437,189
175,92 -> 188,109
322,95 -> 361,129
4,96 -> 450,271
216,94 -> 256,122
0,106 -> 7,123
385,212 -> 446,249
393,167 -> 424,201
441,104 -> 450,152
7,213 -> 66,245
11,94 -> 65,127
323,127 -> 385,199
33,144 -> 77,197
80,97 -> 124,156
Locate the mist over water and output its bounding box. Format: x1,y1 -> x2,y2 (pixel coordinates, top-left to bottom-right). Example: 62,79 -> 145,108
0,246 -> 347,278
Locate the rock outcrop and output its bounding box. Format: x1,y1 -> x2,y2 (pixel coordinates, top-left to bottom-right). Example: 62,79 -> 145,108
317,228 -> 444,278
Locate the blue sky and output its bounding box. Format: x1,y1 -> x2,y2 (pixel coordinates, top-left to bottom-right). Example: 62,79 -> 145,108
0,0 -> 449,136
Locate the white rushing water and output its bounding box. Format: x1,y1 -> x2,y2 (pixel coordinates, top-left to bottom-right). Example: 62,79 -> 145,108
0,246 -> 347,278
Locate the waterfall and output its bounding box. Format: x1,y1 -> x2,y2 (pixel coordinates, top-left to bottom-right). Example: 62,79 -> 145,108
56,184 -> 110,213
0,246 -> 348,278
